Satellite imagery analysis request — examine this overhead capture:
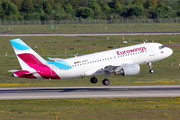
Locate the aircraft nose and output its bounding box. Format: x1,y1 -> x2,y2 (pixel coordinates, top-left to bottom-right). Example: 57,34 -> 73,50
167,47 -> 173,56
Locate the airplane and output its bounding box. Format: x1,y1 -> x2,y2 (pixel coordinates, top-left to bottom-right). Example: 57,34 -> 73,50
9,38 -> 173,85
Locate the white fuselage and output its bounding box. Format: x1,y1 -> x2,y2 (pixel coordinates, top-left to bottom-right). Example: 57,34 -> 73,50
50,42 -> 173,79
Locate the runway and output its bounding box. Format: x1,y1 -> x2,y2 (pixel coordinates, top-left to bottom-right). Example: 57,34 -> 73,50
1,85 -> 180,100
0,32 -> 180,36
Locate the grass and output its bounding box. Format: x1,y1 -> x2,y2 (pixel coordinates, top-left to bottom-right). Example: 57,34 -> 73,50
0,97 -> 180,119
1,35 -> 180,120
0,35 -> 180,87
1,23 -> 180,33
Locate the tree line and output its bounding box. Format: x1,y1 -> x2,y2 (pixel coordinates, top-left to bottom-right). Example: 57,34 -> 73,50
1,0 -> 180,21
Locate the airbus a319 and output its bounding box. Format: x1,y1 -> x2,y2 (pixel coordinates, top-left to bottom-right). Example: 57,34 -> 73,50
9,38 -> 173,85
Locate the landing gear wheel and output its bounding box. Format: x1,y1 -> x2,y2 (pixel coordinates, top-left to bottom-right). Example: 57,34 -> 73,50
149,69 -> 154,74
90,77 -> 98,84
102,79 -> 110,86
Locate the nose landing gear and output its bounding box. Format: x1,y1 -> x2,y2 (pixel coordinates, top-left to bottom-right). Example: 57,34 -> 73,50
148,63 -> 154,74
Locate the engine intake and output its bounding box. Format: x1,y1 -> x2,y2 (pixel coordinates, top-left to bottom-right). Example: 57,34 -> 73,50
114,64 -> 140,76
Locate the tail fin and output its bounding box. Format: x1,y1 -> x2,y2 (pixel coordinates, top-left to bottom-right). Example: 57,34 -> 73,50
10,38 -> 46,70
10,38 -> 60,79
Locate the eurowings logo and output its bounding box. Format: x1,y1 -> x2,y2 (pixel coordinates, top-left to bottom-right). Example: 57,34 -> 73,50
116,46 -> 146,55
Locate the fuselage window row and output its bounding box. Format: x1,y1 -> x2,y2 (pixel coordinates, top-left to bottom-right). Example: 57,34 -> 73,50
61,50 -> 148,69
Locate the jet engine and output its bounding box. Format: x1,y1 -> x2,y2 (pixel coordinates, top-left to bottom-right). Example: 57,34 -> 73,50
114,64 -> 140,76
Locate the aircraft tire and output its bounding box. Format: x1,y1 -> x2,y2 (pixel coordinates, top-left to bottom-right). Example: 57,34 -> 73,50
149,69 -> 154,74
102,79 -> 110,86
90,77 -> 98,84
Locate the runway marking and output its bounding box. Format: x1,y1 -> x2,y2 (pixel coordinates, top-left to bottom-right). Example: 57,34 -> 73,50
1,94 -> 180,100
1,86 -> 180,100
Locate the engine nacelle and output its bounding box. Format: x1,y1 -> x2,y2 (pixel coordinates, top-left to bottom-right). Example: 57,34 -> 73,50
114,64 -> 140,76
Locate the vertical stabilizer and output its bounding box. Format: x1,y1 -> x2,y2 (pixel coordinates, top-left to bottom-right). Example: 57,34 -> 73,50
10,38 -> 60,79
10,38 -> 46,70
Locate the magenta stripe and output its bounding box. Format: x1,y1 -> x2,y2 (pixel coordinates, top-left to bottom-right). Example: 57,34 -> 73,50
15,70 -> 36,79
18,53 -> 60,79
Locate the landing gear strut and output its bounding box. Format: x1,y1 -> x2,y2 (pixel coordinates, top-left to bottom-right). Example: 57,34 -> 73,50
90,71 -> 111,85
148,63 -> 154,74
102,71 -> 110,85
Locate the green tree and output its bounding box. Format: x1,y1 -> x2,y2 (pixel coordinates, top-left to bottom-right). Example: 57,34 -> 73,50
64,3 -> 73,13
147,6 -> 157,18
114,2 -> 123,15
147,0 -> 158,8
122,3 -> 144,18
55,0 -> 65,7
112,0 -> 125,5
11,0 -> 21,11
24,13 -> 32,20
132,0 -> 146,5
34,4 -> 42,13
176,9 -> 180,16
22,0 -> 33,12
0,2 -> 6,20
69,0 -> 79,9
1,0 -> 20,20
79,0 -> 88,7
51,3 -> 64,20
88,0 -> 101,18
102,3 -> 111,15
46,0 -> 55,7
78,7 -> 94,19
33,0 -> 43,8
155,2 -> 171,18
44,4 -> 52,14
129,3 -> 144,17
28,6 -> 35,13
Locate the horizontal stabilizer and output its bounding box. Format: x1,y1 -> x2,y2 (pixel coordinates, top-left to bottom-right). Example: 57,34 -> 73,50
8,70 -> 19,73
48,57 -> 64,61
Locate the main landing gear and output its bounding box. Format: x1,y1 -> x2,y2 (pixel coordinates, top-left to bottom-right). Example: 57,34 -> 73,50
90,76 -> 98,84
148,63 -> 154,74
90,71 -> 111,86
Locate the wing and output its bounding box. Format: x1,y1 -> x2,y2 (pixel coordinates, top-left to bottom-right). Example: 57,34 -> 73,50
84,60 -> 134,76
103,60 -> 134,72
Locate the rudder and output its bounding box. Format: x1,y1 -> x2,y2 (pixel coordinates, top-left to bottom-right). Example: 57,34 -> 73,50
10,38 -> 46,70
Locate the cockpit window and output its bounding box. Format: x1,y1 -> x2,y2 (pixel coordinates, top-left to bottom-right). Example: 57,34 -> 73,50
159,45 -> 165,49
